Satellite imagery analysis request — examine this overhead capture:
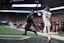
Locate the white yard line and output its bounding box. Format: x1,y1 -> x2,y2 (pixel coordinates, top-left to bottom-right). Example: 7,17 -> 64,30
0,37 -> 31,40
5,26 -> 64,41
0,35 -> 31,40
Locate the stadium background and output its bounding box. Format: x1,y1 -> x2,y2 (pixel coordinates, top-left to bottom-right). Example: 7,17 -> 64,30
0,0 -> 64,43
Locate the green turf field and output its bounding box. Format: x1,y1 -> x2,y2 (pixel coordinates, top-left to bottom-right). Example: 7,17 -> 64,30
0,25 -> 64,37
0,26 -> 43,37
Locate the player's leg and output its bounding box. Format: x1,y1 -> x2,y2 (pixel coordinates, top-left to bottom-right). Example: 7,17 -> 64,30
43,24 -> 47,33
47,26 -> 51,33
32,23 -> 37,35
23,23 -> 30,35
47,24 -> 52,43
33,30 -> 37,36
47,34 -> 51,43
29,26 -> 37,35
47,26 -> 51,43
23,24 -> 28,35
43,18 -> 47,33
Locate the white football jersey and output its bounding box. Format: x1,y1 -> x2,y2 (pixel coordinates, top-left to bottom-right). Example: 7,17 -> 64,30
42,10 -> 51,20
38,10 -> 51,26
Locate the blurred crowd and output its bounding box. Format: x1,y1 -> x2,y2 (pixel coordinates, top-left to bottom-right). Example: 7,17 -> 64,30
0,13 -> 64,33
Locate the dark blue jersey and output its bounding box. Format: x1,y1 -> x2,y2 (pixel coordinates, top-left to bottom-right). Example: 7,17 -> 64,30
26,14 -> 33,24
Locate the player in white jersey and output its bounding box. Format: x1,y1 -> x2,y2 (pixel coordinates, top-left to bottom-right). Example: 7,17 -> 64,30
38,6 -> 52,43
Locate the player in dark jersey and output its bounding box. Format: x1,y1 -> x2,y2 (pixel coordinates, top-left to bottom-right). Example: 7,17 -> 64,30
23,10 -> 37,35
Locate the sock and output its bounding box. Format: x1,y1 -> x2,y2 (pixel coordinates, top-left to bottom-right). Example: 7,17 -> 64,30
48,34 -> 51,41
